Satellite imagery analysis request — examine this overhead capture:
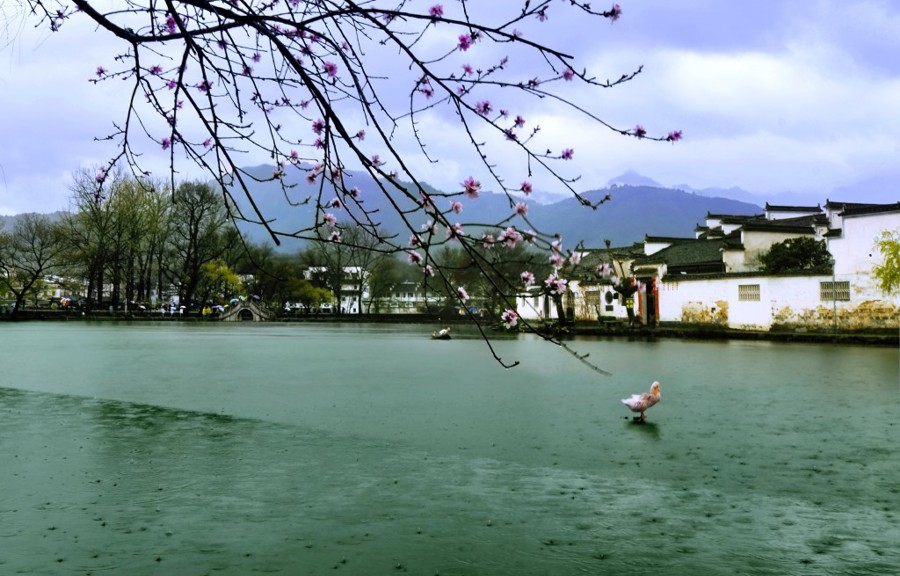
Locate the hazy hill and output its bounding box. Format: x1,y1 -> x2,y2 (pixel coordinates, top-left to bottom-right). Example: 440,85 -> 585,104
230,165 -> 763,250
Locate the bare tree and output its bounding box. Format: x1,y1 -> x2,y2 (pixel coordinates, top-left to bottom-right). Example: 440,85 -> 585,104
23,1 -> 680,367
0,213 -> 65,316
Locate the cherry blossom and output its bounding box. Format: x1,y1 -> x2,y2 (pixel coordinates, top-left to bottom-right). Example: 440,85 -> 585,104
500,309 -> 519,329
521,271 -> 535,287
462,176 -> 481,199
447,223 -> 465,240
457,286 -> 469,302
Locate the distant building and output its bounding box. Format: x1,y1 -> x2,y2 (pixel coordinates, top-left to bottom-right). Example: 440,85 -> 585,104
519,200 -> 900,332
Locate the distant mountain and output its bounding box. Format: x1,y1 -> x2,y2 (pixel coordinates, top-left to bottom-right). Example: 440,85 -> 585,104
533,185 -> 761,247
229,166 -> 763,250
606,170 -> 664,189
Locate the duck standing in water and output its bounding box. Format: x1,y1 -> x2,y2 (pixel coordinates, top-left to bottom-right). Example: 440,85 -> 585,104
622,381 -> 661,422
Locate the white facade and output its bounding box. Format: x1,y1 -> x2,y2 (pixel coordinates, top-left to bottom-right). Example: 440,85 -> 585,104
517,202 -> 900,332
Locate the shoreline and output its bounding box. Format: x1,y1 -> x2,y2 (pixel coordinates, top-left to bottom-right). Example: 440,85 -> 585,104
4,310 -> 898,347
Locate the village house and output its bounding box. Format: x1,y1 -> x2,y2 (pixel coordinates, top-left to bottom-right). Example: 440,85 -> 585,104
517,200 -> 900,332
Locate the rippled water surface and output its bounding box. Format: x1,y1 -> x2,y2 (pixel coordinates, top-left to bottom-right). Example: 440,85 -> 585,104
1,322 -> 898,575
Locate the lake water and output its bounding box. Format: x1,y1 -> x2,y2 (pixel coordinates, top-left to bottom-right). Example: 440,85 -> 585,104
1,322 -> 898,575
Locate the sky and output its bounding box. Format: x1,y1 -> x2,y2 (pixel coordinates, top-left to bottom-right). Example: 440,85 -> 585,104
1,0 -> 899,215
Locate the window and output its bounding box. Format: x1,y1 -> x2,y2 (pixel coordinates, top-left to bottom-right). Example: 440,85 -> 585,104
820,281 -> 850,301
738,284 -> 760,301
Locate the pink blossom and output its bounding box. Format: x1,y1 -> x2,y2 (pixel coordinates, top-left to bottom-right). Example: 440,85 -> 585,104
429,4 -> 443,18
421,194 -> 436,214
447,223 -> 465,240
202,138 -> 212,148
596,262 -> 611,277
667,130 -> 683,142
95,166 -> 108,184
457,286 -> 469,302
349,187 -> 360,199
252,52 -> 262,63
500,309 -> 519,329
561,148 -> 574,160
475,101 -> 492,116
462,64 -> 473,76
328,197 -> 342,209
521,271 -> 535,287
421,219 -> 437,234
520,181 -> 532,195
324,213 -> 337,227
164,14 -> 177,34
161,137 -> 172,150
457,34 -> 473,51
407,250 -> 423,265
608,3 -> 622,22
312,118 -> 325,134
329,230 -> 342,242
569,252 -> 583,266
371,154 -> 385,167
197,79 -> 213,93
536,8 -> 548,22
409,234 -> 422,248
544,274 -> 568,295
166,79 -> 177,90
356,129 -> 366,140
515,202 -> 528,217
462,176 -> 481,199
633,125 -> 647,138
549,253 -> 563,267
424,264 -> 435,277
481,233 -> 495,248
323,61 -> 338,77
289,150 -> 299,162
563,68 -> 575,81
498,226 -> 522,248
95,66 -> 107,77
514,115 -> 525,128
450,200 -> 463,214
149,64 -> 163,75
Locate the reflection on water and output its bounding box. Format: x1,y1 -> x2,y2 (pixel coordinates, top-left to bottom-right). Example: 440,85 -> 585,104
0,323 -> 898,575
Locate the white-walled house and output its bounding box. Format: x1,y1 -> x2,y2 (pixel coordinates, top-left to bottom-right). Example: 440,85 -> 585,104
517,200 -> 900,332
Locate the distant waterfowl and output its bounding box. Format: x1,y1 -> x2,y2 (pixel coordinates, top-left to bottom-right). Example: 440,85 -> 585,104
622,381 -> 661,422
431,327 -> 452,340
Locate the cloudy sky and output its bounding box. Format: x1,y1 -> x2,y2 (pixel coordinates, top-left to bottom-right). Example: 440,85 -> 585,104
1,0 -> 898,215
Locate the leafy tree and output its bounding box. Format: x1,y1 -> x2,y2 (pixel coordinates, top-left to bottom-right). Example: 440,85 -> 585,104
22,1 -> 678,367
195,259 -> 242,305
0,213 -> 65,316
873,229 -> 900,295
759,237 -> 833,274
165,181 -> 232,308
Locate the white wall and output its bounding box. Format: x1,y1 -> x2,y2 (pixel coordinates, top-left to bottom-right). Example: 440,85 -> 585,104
658,273 -> 899,331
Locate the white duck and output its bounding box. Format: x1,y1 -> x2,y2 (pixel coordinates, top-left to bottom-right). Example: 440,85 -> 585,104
621,381 -> 661,422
